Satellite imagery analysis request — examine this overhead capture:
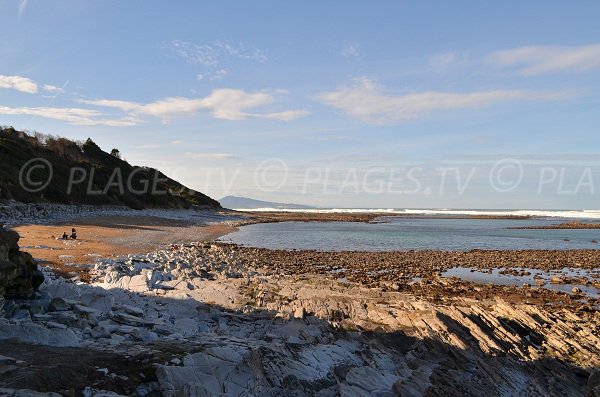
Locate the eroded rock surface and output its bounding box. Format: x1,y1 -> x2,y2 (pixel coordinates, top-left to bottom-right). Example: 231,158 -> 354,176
0,227 -> 43,315
0,242 -> 598,396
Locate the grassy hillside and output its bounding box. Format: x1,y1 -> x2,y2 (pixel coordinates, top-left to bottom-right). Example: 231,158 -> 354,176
0,127 -> 220,209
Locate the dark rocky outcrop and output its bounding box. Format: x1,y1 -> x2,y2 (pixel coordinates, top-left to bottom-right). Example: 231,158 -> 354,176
0,227 -> 43,314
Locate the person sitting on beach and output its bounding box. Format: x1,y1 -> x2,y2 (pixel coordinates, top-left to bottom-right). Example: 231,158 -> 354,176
61,232 -> 69,239
70,228 -> 77,240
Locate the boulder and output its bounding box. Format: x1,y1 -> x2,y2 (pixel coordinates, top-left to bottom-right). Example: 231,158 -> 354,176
0,388 -> 62,397
587,369 -> 600,397
0,227 -> 44,315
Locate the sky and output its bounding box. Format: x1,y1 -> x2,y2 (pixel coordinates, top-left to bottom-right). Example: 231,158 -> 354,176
1,1 -> 600,209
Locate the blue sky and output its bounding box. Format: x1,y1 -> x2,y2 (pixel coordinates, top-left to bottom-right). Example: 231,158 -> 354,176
1,1 -> 600,208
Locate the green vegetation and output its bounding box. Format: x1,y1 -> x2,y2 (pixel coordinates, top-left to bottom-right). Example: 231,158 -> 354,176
110,148 -> 121,158
0,127 -> 220,209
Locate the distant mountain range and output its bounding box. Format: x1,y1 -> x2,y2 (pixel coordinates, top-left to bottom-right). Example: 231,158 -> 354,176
0,127 -> 220,209
219,195 -> 313,209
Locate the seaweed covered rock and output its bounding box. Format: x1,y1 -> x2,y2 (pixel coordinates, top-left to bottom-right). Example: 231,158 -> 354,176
0,226 -> 43,315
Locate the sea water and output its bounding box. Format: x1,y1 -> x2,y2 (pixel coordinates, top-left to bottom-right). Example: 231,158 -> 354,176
219,217 -> 600,251
233,208 -> 600,219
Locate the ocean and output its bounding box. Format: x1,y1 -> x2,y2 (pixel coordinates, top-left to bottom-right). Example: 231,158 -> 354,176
220,214 -> 600,251
232,208 -> 600,219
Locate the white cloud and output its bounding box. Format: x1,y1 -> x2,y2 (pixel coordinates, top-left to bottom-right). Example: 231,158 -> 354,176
428,51 -> 466,72
42,84 -> 65,94
210,69 -> 228,80
80,89 -> 308,121
0,105 -> 138,126
168,40 -> 219,66
489,44 -> 600,75
340,44 -> 363,60
214,40 -> 267,63
263,110 -> 310,121
0,75 -> 38,93
166,39 -> 266,66
184,152 -> 241,160
303,135 -> 349,142
166,40 -> 266,82
197,69 -> 228,81
316,77 -> 570,124
18,0 -> 28,16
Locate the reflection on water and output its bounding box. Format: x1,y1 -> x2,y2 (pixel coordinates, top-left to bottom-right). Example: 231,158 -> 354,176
442,267 -> 599,297
220,217 -> 600,251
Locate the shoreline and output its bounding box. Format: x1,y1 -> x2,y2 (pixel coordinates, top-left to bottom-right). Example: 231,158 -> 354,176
2,209 -> 600,395
234,210 -> 538,224
13,214 -> 239,281
11,211 -> 600,309
12,209 -> 600,281
511,220 -> 600,229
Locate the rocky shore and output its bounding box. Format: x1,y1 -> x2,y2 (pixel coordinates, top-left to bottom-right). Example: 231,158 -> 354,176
1,230 -> 599,396
237,211 -> 535,224
0,200 -> 234,228
211,244 -> 600,301
512,221 -> 600,229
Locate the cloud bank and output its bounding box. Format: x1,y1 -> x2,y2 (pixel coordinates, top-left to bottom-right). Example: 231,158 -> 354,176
316,77 -> 570,124
0,105 -> 138,126
80,89 -> 308,122
489,44 -> 600,75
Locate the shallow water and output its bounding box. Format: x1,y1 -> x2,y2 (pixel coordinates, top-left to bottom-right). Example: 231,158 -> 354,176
220,217 -> 600,251
442,267 -> 599,297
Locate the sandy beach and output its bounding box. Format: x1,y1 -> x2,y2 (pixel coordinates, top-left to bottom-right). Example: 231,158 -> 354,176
14,215 -> 237,280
